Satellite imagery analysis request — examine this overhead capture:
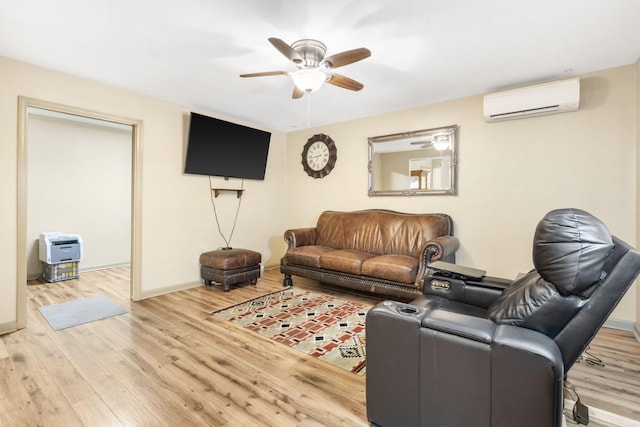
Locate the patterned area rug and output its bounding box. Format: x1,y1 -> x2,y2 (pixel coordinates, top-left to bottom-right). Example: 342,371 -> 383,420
212,289 -> 369,375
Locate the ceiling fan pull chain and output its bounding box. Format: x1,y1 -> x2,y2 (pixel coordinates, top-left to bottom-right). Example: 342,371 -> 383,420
307,94 -> 312,127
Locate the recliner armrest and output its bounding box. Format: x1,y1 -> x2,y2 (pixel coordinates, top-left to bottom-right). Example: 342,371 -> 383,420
422,274 -> 511,308
491,325 -> 565,427
418,313 -> 565,427
367,297 -> 565,427
422,308 -> 497,343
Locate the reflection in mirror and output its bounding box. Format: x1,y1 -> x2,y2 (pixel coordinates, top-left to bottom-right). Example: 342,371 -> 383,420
368,125 -> 457,196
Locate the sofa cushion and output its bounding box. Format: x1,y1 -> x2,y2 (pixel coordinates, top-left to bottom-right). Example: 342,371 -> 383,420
320,250 -> 374,275
362,254 -> 419,284
285,246 -> 336,268
315,210 -> 452,258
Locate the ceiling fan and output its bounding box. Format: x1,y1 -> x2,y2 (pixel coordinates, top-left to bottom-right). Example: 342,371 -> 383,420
240,37 -> 371,99
410,134 -> 451,151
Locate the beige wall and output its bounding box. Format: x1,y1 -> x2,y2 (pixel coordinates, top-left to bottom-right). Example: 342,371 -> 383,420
0,56 -> 288,331
27,113 -> 132,279
286,65 -> 638,323
1,55 -> 638,331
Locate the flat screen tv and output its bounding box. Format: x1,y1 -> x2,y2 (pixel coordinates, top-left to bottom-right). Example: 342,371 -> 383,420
184,112 -> 271,180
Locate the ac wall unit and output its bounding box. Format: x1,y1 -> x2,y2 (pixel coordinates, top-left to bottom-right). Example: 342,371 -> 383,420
483,77 -> 580,122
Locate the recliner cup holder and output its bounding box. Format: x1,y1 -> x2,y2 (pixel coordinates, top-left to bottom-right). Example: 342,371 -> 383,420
380,301 -> 423,316
397,305 -> 418,314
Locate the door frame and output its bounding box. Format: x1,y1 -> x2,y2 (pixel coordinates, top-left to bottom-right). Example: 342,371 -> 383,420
16,96 -> 143,328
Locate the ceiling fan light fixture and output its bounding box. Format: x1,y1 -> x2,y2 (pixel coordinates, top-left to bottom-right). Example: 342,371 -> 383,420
433,134 -> 451,151
292,69 -> 326,93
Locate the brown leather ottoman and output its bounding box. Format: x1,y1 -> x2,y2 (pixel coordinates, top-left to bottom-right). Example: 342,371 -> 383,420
200,248 -> 261,291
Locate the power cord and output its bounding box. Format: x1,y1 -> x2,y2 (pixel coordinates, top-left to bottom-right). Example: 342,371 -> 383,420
577,346 -> 605,367
564,381 -> 589,425
208,176 -> 243,249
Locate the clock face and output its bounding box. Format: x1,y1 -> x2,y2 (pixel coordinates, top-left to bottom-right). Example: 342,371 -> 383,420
301,134 -> 337,179
306,141 -> 330,171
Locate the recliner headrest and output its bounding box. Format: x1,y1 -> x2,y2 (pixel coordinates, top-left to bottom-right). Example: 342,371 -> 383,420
533,208 -> 613,296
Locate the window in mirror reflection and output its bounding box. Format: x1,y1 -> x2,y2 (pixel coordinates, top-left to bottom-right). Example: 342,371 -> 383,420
368,125 -> 457,196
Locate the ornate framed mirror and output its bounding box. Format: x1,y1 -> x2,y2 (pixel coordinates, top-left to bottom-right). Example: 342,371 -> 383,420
368,125 -> 458,196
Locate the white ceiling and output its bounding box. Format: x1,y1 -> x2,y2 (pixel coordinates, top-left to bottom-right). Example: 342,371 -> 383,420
1,0 -> 640,132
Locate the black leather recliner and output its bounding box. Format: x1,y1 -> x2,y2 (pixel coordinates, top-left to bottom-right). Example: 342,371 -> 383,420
366,208 -> 640,427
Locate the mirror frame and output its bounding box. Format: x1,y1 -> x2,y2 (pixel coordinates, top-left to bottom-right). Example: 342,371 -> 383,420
368,124 -> 458,196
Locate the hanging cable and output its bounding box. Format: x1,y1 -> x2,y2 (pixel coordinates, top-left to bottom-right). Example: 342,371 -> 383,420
564,380 -> 590,425
577,345 -> 605,367
307,93 -> 312,127
208,176 -> 244,249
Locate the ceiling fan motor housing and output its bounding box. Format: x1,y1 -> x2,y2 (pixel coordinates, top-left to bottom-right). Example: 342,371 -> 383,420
291,39 -> 327,68
240,37 -> 369,98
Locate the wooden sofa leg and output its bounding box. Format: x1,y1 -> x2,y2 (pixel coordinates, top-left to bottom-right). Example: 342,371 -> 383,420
283,275 -> 293,287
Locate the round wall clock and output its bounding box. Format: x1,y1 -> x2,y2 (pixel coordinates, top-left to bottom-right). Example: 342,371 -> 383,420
301,133 -> 337,179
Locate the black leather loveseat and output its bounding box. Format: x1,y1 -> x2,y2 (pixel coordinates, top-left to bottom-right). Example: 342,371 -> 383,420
366,208 -> 640,427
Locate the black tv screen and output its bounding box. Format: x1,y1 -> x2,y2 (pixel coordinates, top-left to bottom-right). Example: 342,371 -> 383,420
184,112 -> 271,180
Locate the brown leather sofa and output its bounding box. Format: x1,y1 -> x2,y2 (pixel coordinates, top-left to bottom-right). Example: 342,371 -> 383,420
280,209 -> 459,299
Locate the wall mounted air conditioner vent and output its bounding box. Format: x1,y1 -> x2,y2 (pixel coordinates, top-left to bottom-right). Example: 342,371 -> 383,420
483,77 -> 580,122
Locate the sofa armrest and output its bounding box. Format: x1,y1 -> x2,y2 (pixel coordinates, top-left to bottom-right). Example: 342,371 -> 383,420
415,235 -> 460,289
423,235 -> 460,263
283,227 -> 317,250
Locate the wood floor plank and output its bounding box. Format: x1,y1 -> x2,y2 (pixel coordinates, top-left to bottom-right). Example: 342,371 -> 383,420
2,330 -> 84,426
0,266 -> 637,426
0,340 -> 9,359
0,356 -> 38,426
567,327 -> 640,421
71,394 -> 123,427
132,290 -> 363,425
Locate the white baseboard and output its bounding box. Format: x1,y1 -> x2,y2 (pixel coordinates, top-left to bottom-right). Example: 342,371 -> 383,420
79,262 -> 130,273
604,318 -> 636,331
603,319 -> 640,345
138,281 -> 202,300
0,321 -> 18,335
27,262 -> 131,280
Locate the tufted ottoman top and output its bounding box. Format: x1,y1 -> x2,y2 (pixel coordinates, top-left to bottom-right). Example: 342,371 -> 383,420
200,248 -> 261,270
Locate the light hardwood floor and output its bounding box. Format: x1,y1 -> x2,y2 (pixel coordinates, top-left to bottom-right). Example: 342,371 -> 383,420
1,267 -> 639,426
567,326 -> 640,423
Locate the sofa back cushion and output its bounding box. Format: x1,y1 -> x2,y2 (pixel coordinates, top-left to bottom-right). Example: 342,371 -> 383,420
315,210 -> 453,258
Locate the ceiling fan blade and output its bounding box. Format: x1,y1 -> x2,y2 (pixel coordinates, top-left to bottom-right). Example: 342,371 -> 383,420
292,86 -> 304,99
410,139 -> 434,145
323,48 -> 371,68
327,73 -> 364,91
268,37 -> 303,63
240,71 -> 288,78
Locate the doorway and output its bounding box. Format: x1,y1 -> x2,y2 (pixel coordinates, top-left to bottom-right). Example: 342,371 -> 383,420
16,97 -> 143,329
